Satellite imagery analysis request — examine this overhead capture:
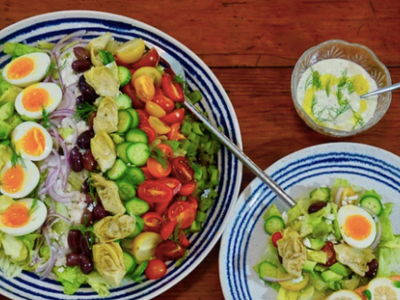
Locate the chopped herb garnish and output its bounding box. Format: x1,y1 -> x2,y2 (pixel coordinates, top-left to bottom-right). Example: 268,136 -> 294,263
150,147 -> 168,168
337,70 -> 348,88
87,174 -> 97,205
311,69 -> 322,90
28,198 -> 38,215
41,105 -> 54,129
325,78 -> 331,97
75,102 -> 97,121
352,110 -> 364,129
346,80 -> 356,94
10,143 -> 23,167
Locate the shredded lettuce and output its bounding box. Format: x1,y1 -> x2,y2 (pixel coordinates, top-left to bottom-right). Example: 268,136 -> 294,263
377,247 -> 400,277
4,42 -> 43,58
54,266 -> 87,295
0,73 -> 12,96
379,203 -> 395,242
87,271 -> 111,297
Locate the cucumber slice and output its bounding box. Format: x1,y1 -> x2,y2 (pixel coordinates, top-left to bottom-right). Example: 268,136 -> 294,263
123,166 -> 146,185
126,128 -> 148,144
127,216 -> 144,239
106,159 -> 127,180
123,251 -> 136,275
360,196 -> 383,216
258,262 -> 277,280
118,66 -> 132,87
117,179 -> 136,201
125,197 -> 150,216
310,187 -> 331,202
131,261 -> 148,283
115,93 -> 132,110
126,108 -> 140,129
116,142 -> 132,164
117,110 -> 133,134
264,215 -> 285,235
126,142 -> 150,167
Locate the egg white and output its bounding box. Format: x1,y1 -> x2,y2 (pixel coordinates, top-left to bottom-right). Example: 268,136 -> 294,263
0,198 -> 47,236
15,82 -> 63,119
326,290 -> 362,300
0,159 -> 40,199
2,53 -> 51,87
338,205 -> 376,249
12,122 -> 53,161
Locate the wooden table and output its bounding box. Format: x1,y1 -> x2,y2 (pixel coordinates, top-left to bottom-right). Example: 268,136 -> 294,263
2,0 -> 400,299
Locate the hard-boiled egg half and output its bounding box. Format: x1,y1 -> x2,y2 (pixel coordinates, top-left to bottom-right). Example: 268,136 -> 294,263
0,198 -> 47,236
15,82 -> 62,119
338,205 -> 376,249
2,52 -> 51,87
12,122 -> 52,161
0,159 -> 40,199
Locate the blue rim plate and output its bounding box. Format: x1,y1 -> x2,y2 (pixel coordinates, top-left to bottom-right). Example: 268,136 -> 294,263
219,142 -> 400,300
0,10 -> 243,300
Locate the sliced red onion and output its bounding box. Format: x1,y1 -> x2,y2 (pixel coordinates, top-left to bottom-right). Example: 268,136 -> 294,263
58,134 -> 70,190
50,109 -> 75,119
47,184 -> 71,203
262,276 -> 292,283
47,212 -> 72,225
360,206 -> 383,250
37,244 -> 59,278
56,87 -> 76,111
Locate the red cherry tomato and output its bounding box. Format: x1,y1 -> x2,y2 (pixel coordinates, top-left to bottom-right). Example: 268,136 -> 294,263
147,157 -> 172,179
167,123 -> 186,141
161,74 -> 184,102
172,157 -> 194,184
152,88 -> 175,114
140,126 -> 156,144
154,201 -> 170,217
121,84 -> 145,109
137,181 -> 173,204
157,178 -> 182,195
160,221 -> 178,240
321,241 -> 337,267
161,108 -> 185,125
178,231 -> 190,248
113,55 -> 132,68
168,201 -> 196,229
136,109 -> 150,127
142,212 -> 165,233
132,48 -> 160,69
271,232 -> 283,248
186,196 -> 198,213
156,144 -> 174,160
178,182 -> 196,196
155,240 -> 185,261
145,259 -> 167,280
141,166 -> 155,180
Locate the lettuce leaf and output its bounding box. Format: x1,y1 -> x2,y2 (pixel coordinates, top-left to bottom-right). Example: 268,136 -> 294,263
87,271 -> 111,297
4,42 -> 43,58
16,233 -> 40,250
379,235 -> 400,248
287,198 -> 309,224
379,203 -> 395,242
2,234 -> 28,263
377,247 -> 400,277
0,73 -> 12,97
54,266 -> 87,295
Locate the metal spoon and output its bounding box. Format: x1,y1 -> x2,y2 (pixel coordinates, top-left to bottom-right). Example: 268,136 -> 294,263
361,82 -> 400,98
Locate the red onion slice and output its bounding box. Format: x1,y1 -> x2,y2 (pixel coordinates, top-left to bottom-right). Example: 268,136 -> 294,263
262,276 -> 292,283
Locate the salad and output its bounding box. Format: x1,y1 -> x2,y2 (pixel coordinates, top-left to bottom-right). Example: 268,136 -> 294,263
255,179 -> 400,300
0,31 -> 221,296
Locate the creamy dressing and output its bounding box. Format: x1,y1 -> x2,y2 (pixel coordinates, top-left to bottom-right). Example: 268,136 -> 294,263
297,59 -> 378,131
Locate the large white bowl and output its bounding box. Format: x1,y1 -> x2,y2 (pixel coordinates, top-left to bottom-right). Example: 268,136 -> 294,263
0,11 -> 243,300
220,142 -> 400,300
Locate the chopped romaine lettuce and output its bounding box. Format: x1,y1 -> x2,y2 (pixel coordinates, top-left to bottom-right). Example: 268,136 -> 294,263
52,202 -> 70,236
0,73 -> 12,96
379,235 -> 400,248
377,247 -> 400,277
0,195 -> 14,213
4,42 -> 43,58
16,234 -> 40,250
54,266 -> 87,295
287,198 -> 309,224
330,203 -> 341,240
2,234 -> 28,263
87,271 -> 111,297
263,204 -> 282,221
58,127 -> 75,141
379,203 -> 395,242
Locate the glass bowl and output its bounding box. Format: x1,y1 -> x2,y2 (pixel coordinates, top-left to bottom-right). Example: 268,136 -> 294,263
291,39 -> 392,137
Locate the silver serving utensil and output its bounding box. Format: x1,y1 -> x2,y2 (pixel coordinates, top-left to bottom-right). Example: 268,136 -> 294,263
361,82 -> 400,98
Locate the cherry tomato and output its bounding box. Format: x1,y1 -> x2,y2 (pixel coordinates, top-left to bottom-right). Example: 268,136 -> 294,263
160,221 -> 178,240
186,196 -> 198,213
161,74 -> 184,102
161,108 -> 185,125
141,166 -> 155,180
136,109 -> 150,126
147,157 -> 172,178
154,201 -> 170,217
113,55 -> 133,68
145,259 -> 167,280
138,181 -> 173,203
145,101 -> 166,118
163,66 -> 177,77
156,144 -> 174,160
149,116 -> 171,135
168,201 -> 196,229
172,157 -> 194,184
178,231 -> 190,248
140,126 -> 156,144
133,75 -> 155,102
122,84 -> 145,109
167,123 -> 186,141
152,88 -> 175,114
157,178 -> 182,195
321,241 -> 337,267
271,232 -> 283,248
132,48 -> 160,69
178,182 -> 196,196
142,212 -> 165,233
155,240 -> 185,261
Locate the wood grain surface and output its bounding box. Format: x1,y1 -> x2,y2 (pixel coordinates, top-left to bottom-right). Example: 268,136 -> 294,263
1,0 -> 400,299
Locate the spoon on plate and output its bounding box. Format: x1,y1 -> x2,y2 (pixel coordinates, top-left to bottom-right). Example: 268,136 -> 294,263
361,82 -> 400,98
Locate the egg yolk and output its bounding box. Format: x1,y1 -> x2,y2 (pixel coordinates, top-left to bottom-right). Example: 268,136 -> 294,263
7,57 -> 35,80
1,165 -> 25,194
1,203 -> 30,228
344,215 -> 372,241
16,127 -> 46,157
22,86 -> 50,112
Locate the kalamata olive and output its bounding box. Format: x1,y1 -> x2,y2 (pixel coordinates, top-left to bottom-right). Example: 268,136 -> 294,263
84,193 -> 94,204
74,47 -> 90,60
81,208 -> 95,226
321,241 -> 337,267
72,59 -> 91,73
82,178 -> 90,193
82,150 -> 97,171
76,95 -> 85,105
69,147 -> 83,172
94,204 -> 109,221
88,111 -> 97,130
80,231 -> 94,256
365,259 -> 379,278
78,75 -> 86,89
68,230 -> 82,254
79,255 -> 94,274
77,130 -> 94,150
66,253 -> 81,267
308,201 -> 328,214
80,83 -> 98,103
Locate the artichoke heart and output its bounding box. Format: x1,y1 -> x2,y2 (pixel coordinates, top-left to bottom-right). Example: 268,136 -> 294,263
93,96 -> 118,134
88,32 -> 112,67
90,130 -> 116,172
334,243 -> 375,276
94,214 -> 136,242
90,173 -> 125,215
84,65 -> 120,99
93,242 -> 126,287
276,228 -> 307,278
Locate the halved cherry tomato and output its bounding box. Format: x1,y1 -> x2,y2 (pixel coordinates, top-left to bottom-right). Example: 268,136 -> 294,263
152,88 -> 175,114
141,166 -> 155,180
186,196 -> 198,213
160,221 -> 178,240
145,101 -> 166,118
156,144 -> 174,160
271,232 -> 283,248
321,241 -> 337,267
140,126 -> 156,143
172,157 -> 194,184
145,259 -> 167,280
142,212 -> 165,233
154,201 -> 170,216
178,231 -> 190,248
138,181 -> 173,203
167,123 -> 186,141
113,55 -> 132,68
161,108 -> 185,125
158,178 -> 182,195
155,240 -> 185,261
132,48 -> 160,69
122,84 -> 145,109
147,157 -> 171,178
168,201 -> 196,229
178,182 -> 196,196
133,75 -> 155,102
149,116 -> 171,134
161,74 -> 184,102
